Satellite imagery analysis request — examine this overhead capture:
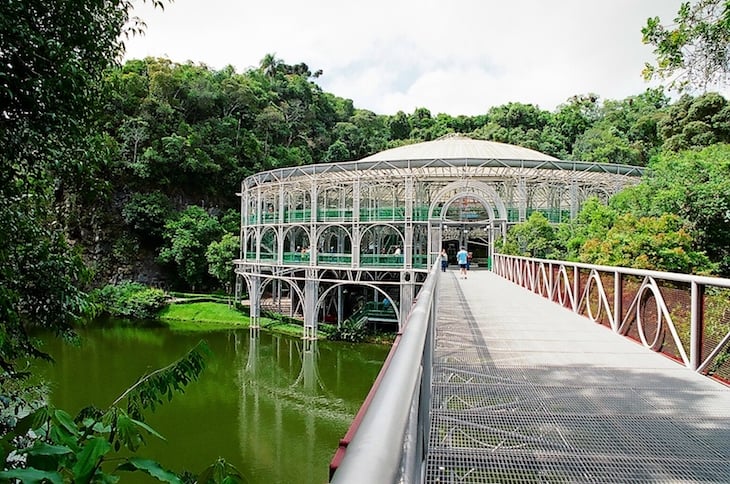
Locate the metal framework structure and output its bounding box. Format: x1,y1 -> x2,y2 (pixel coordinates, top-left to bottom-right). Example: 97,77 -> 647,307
234,135 -> 642,337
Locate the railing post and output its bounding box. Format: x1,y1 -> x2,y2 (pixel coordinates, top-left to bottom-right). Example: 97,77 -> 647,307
613,271 -> 622,333
572,264 -> 580,313
690,281 -> 704,371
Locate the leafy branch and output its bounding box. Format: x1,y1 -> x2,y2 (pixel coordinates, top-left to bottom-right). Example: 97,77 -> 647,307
0,340 -> 246,483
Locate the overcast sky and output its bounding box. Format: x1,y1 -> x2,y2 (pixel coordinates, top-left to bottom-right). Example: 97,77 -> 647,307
124,0 -> 688,116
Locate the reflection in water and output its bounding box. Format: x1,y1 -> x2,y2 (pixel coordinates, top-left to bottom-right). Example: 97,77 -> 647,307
236,330 -> 356,483
37,326 -> 388,484
293,339 -> 324,394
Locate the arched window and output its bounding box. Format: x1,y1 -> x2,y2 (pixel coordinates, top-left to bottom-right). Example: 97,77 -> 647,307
359,225 -> 404,267
259,228 -> 278,261
318,225 -> 352,265
282,226 -> 310,264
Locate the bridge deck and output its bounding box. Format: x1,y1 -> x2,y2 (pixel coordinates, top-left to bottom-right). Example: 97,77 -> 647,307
426,270 -> 730,483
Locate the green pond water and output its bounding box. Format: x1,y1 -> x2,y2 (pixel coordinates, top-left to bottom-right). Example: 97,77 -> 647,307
35,324 -> 389,483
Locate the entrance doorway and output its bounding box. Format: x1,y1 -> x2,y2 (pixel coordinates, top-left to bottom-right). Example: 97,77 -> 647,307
441,196 -> 493,268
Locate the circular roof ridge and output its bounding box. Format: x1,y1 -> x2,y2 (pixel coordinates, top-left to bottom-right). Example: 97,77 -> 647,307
360,136 -> 559,163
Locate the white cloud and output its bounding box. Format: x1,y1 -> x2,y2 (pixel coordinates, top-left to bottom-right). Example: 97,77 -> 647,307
125,0 -> 690,115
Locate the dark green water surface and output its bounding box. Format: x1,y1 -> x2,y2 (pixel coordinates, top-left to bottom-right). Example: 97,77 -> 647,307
36,325 -> 389,483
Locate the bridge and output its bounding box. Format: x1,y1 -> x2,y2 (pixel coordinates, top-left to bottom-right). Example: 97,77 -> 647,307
329,254 -> 730,483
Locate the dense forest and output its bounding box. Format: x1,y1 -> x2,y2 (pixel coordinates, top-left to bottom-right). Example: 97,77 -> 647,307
10,10 -> 730,298
4,0 -> 730,481
55,57 -> 730,292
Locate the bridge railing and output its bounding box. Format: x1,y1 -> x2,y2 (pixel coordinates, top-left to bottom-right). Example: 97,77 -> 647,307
493,253 -> 730,382
329,259 -> 439,483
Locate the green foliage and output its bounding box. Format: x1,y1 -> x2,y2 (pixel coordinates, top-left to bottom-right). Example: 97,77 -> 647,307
501,194 -> 715,275
159,206 -> 224,290
657,92 -> 730,151
577,212 -> 715,273
0,0 -> 148,378
195,457 -> 247,484
92,281 -> 168,320
615,144 -> 730,274
219,209 -> 240,234
561,197 -> 617,260
323,139 -> 351,162
498,212 -> 562,258
572,89 -> 669,165
327,319 -> 368,343
0,341 -> 245,483
0,189 -> 91,379
206,233 -> 240,287
116,340 -> 211,418
122,191 -> 173,242
643,0 -> 730,91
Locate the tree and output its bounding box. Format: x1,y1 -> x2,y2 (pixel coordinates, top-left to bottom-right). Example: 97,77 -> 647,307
578,213 -> 714,274
498,212 -> 561,258
122,191 -> 174,244
159,206 -> 224,290
658,92 -> 730,151
559,197 -> 617,260
615,144 -> 730,274
388,111 -> 411,140
572,125 -> 639,165
206,233 -> 240,288
323,139 -> 351,162
0,0 -> 166,378
643,0 -> 730,91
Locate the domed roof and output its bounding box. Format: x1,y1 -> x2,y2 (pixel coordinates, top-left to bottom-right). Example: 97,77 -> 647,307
360,134 -> 559,163
242,133 -> 643,191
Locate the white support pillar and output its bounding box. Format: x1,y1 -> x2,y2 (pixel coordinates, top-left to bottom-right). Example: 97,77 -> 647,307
570,179 -> 579,219
240,184 -> 247,260
399,271 -> 415,330
303,269 -> 319,339
404,176 -> 414,270
249,274 -> 261,329
517,177 -> 527,222
428,220 -> 441,262
337,285 -> 344,325
310,182 -> 318,266
352,179 -> 361,267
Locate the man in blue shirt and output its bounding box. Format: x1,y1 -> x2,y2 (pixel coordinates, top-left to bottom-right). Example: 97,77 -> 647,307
456,246 -> 468,279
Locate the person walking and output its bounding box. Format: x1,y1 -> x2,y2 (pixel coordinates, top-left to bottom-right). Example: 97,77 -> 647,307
456,246 -> 468,279
440,248 -> 448,272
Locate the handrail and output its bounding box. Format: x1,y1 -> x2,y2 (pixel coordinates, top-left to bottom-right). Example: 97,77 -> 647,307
493,253 -> 730,379
329,259 -> 440,483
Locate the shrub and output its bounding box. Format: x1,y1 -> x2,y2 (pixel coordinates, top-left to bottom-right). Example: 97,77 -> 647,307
327,318 -> 368,343
92,281 -> 168,320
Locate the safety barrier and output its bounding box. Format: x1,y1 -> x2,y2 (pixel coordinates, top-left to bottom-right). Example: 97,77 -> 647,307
328,259 -> 440,483
493,253 -> 730,380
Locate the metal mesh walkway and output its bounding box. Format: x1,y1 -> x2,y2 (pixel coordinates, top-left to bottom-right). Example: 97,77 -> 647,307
426,270 -> 730,483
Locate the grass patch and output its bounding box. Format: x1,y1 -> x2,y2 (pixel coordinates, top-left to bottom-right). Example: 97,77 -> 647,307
158,302 -> 249,331
158,301 -> 305,337
156,301 -> 395,343
259,318 -> 304,337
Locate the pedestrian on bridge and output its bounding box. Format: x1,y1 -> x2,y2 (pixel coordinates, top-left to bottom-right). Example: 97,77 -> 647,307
440,248 -> 448,272
457,246 -> 468,279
